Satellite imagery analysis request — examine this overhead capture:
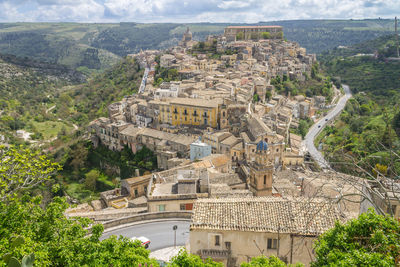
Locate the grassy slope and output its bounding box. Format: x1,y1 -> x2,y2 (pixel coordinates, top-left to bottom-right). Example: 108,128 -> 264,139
0,54 -> 83,143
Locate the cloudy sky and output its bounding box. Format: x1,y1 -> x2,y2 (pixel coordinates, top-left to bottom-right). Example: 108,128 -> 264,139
0,0 -> 398,23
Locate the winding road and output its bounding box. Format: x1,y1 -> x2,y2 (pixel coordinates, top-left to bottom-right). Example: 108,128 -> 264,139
304,85 -> 352,169
101,220 -> 191,251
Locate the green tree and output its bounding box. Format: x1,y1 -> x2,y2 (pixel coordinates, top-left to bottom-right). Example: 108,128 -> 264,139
241,255 -> 303,267
261,32 -> 271,39
0,145 -> 60,201
393,111 -> 400,137
298,120 -> 309,138
311,63 -> 319,79
265,91 -> 272,101
84,169 -> 100,191
169,249 -> 223,267
236,32 -> 244,40
253,93 -> 260,102
312,209 -> 400,267
0,196 -> 158,266
69,142 -> 88,172
251,32 -> 259,40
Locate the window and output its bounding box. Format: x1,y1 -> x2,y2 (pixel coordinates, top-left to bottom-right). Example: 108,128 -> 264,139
180,203 -> 193,210
276,148 -> 279,152
267,238 -> 278,249
134,189 -> 138,197
215,235 -> 220,246
158,204 -> 166,211
144,186 -> 147,194
225,242 -> 231,250
264,175 -> 267,185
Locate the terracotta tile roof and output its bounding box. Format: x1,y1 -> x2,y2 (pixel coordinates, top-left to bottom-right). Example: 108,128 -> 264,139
120,125 -> 144,137
191,197 -> 341,235
220,135 -> 240,146
122,174 -> 152,185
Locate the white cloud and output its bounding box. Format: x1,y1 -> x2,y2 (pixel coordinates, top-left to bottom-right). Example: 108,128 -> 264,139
0,0 -> 399,22
217,1 -> 251,10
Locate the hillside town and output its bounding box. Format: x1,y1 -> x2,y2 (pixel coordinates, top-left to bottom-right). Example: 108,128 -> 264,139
66,26 -> 400,266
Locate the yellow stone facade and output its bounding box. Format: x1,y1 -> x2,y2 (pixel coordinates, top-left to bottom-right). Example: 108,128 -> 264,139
158,98 -> 222,128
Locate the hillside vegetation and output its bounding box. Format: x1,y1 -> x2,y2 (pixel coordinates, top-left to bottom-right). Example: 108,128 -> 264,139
318,34 -> 400,176
0,52 -> 146,202
0,54 -> 84,143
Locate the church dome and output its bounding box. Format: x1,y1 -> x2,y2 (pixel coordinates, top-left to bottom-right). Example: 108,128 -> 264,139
256,140 -> 268,151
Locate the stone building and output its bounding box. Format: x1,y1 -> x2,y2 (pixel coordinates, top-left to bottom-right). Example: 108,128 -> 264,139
159,98 -> 223,128
190,197 -> 341,266
190,138 -> 212,161
224,26 -> 283,42
248,140 -> 274,196
121,174 -> 152,199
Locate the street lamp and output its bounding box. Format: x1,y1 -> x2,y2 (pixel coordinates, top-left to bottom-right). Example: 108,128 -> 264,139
173,225 -> 178,248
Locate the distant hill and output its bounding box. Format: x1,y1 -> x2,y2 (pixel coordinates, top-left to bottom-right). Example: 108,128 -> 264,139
0,20 -> 396,70
320,34 -> 400,95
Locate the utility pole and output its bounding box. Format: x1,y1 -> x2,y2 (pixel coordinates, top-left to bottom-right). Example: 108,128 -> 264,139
396,17 -> 399,58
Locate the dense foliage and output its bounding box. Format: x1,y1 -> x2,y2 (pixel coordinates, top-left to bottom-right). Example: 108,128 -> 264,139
52,141 -> 157,203
0,54 -> 84,143
241,255 -> 303,267
0,145 -> 60,201
168,249 -> 223,267
318,34 -> 400,176
66,56 -> 142,124
270,66 -> 334,102
0,196 -> 158,267
312,210 -> 400,266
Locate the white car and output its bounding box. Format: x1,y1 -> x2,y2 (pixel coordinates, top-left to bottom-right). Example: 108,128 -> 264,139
131,236 -> 151,249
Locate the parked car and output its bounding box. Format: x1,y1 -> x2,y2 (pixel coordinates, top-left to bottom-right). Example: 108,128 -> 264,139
131,236 -> 151,249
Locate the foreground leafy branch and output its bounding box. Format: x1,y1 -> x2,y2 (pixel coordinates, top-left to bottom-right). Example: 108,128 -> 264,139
0,145 -> 61,201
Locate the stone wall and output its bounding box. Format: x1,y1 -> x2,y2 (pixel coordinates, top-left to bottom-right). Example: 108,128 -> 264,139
101,211 -> 192,231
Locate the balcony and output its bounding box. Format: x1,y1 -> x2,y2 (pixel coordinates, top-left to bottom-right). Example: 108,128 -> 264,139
200,249 -> 230,259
